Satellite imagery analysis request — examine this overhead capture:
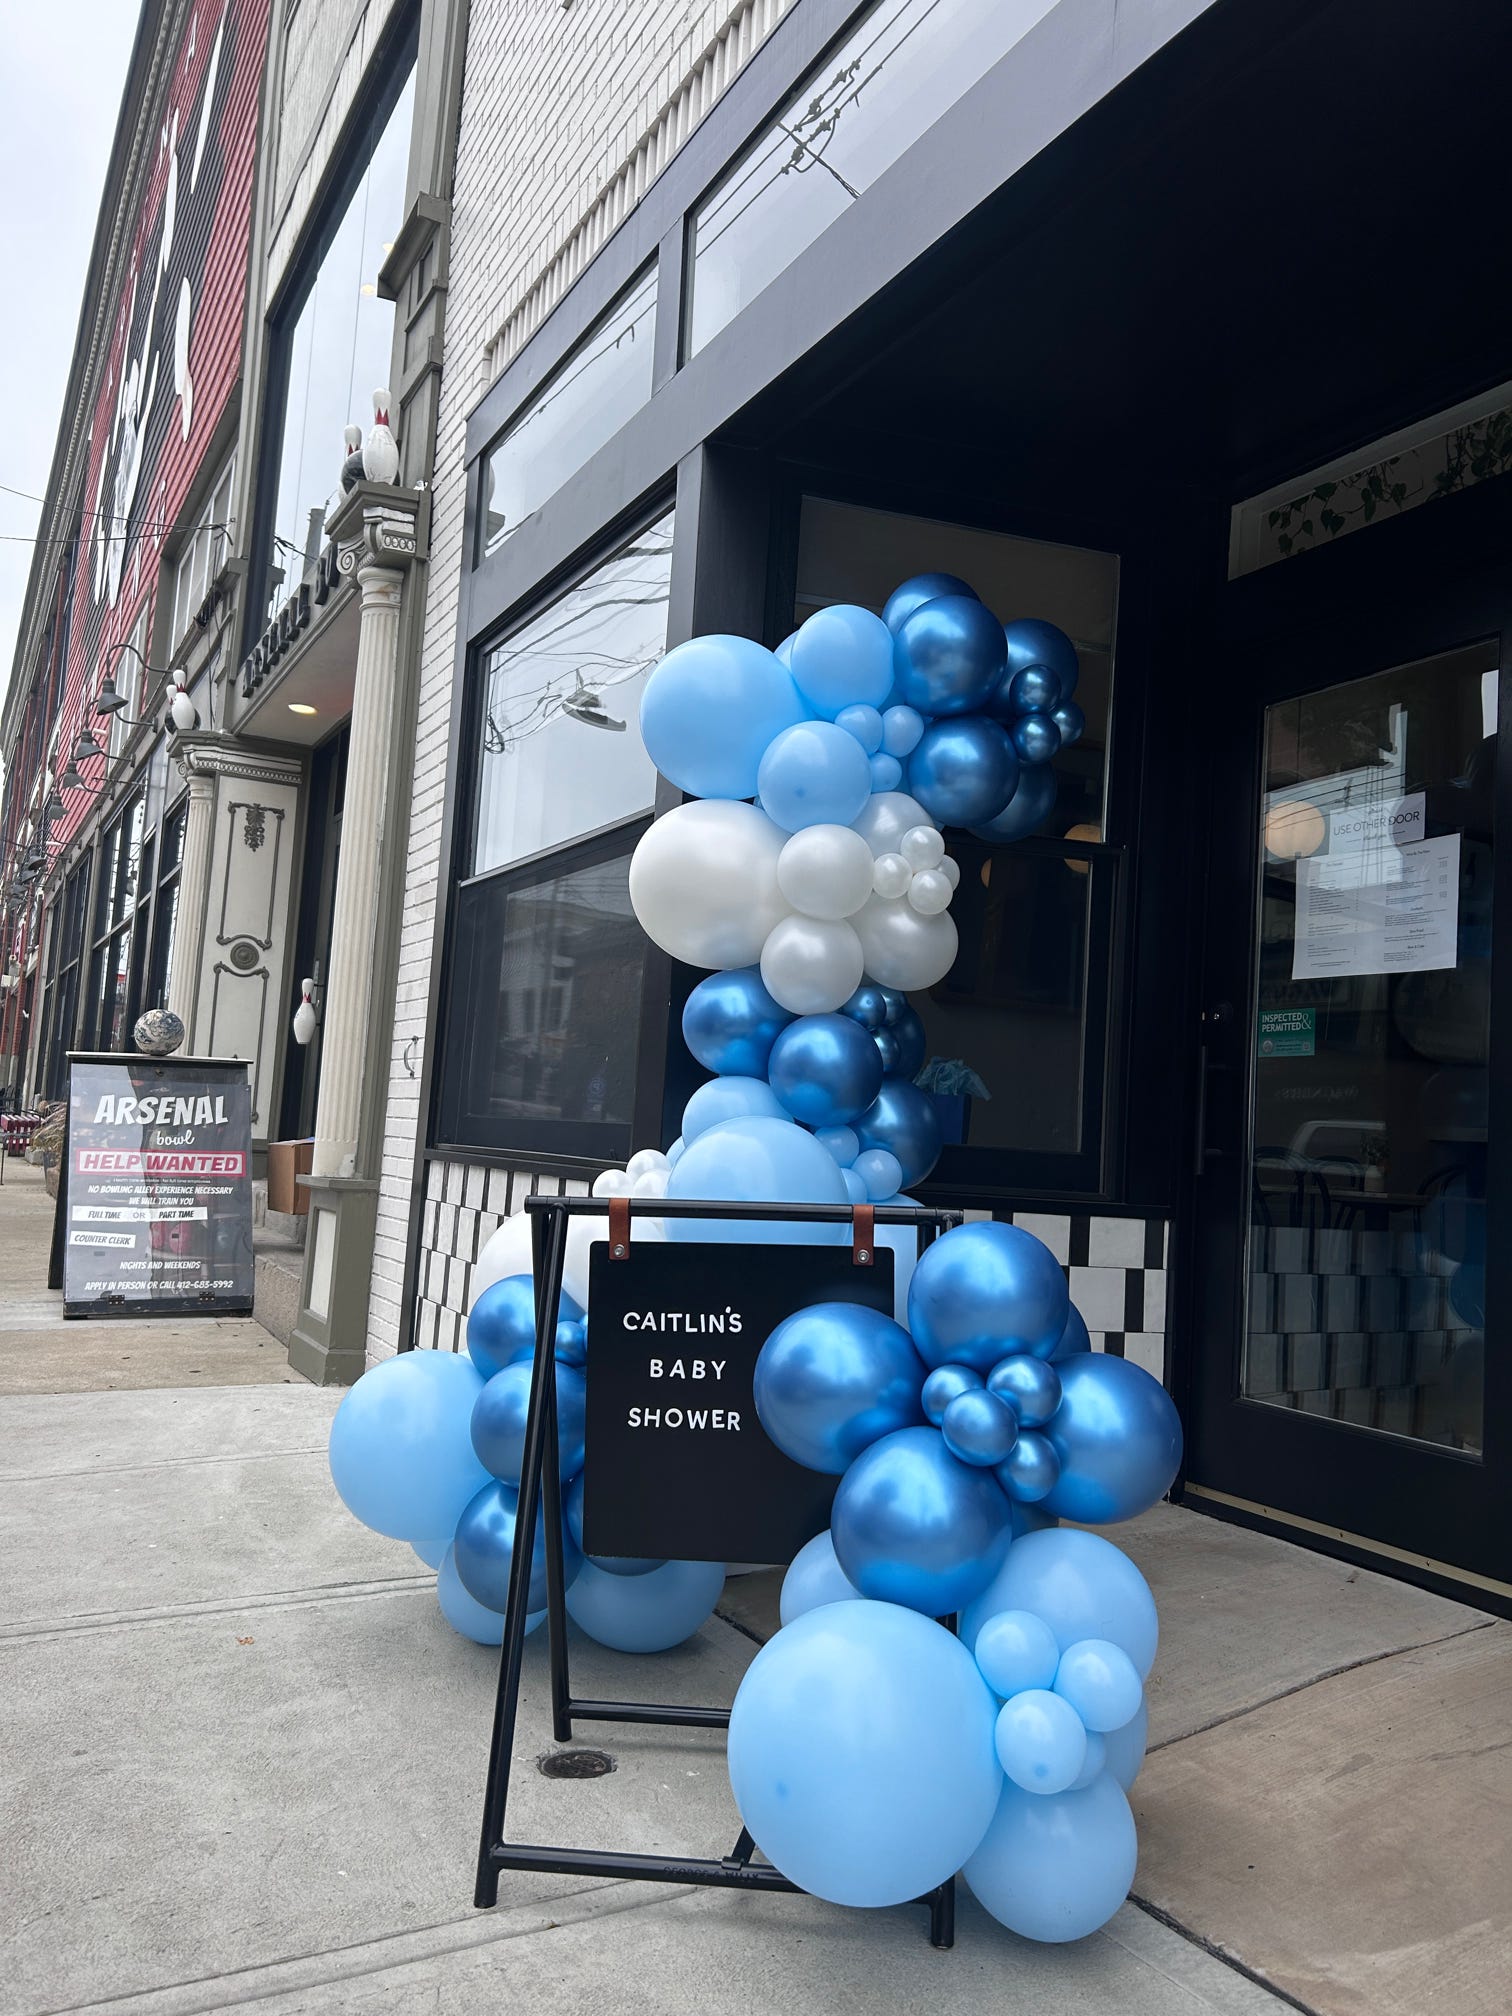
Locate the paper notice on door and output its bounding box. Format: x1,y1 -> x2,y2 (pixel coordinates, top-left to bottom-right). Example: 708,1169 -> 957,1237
1293,833 -> 1460,980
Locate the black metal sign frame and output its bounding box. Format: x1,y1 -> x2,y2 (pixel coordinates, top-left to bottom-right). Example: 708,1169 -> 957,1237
473,1192 -> 964,1948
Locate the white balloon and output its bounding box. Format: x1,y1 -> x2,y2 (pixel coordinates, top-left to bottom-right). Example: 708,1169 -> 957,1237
872,852 -> 912,900
473,1204 -> 664,1312
908,868 -> 953,915
625,1148 -> 669,1181
776,823 -> 876,920
940,855 -> 961,890
760,913 -> 865,1014
631,1167 -> 671,1198
592,1168 -> 632,1198
629,800 -> 789,967
901,824 -> 945,871
852,892 -> 959,991
851,790 -> 931,859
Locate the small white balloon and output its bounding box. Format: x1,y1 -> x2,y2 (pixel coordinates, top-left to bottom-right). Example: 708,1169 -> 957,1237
631,1167 -> 671,1198
777,823 -> 876,920
901,825 -> 945,871
852,892 -> 959,991
760,913 -> 865,1015
592,1168 -> 633,1199
940,855 -> 961,890
851,790 -> 932,859
872,852 -> 912,900
625,1148 -> 669,1181
629,800 -> 789,968
908,868 -> 953,915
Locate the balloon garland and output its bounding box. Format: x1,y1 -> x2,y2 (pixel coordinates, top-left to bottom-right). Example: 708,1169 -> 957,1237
327,574 -> 1179,1944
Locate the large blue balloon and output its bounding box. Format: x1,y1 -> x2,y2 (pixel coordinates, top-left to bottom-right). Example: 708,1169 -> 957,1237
789,605 -> 894,718
908,1221 -> 1069,1372
907,716 -> 1019,828
328,1352 -> 491,1543
854,1076 -> 943,1190
754,1302 -> 923,1474
767,1013 -> 883,1128
566,1557 -> 726,1652
969,762 -> 1058,843
665,1114 -> 848,1245
779,1528 -> 861,1625
882,572 -> 979,636
470,1359 -> 587,1486
563,1471 -> 664,1577
960,1527 -> 1158,1679
436,1542 -> 544,1644
727,1599 -> 1001,1906
757,720 -> 873,832
1001,618 -> 1079,704
831,1425 -> 1014,1615
681,1074 -> 787,1142
682,967 -> 793,1077
963,1773 -> 1137,1942
1050,1302 -> 1093,1361
467,1274 -> 585,1382
1042,1352 -> 1183,1524
893,597 -> 1007,716
452,1479 -> 582,1613
640,635 -> 808,799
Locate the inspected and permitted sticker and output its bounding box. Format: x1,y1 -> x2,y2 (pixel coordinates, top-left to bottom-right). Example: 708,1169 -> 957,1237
1258,1008 -> 1316,1057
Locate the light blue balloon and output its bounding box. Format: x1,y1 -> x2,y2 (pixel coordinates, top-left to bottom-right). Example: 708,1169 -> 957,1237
853,1147 -> 903,1202
666,1135 -> 686,1168
467,1274 -> 585,1382
987,1353 -> 1062,1427
907,1221 -> 1068,1373
640,635 -> 808,799
566,1557 -> 725,1652
437,1543 -> 544,1645
779,1529 -> 861,1625
868,752 -> 904,792
1050,1302 -> 1093,1361
1042,1353 -> 1184,1524
835,703 -> 884,753
411,1535 -> 448,1569
995,1428 -> 1061,1503
328,1352 -> 490,1544
907,716 -> 1019,829
880,704 -> 926,757
1103,1696 -> 1149,1790
1070,1731 -> 1107,1790
960,1527 -> 1158,1680
774,631 -> 797,666
815,1124 -> 860,1167
855,1076 -> 943,1190
973,1608 -> 1061,1698
767,1013 -> 883,1129
969,763 -> 1058,843
1054,1638 -> 1143,1733
682,967 -> 794,1077
790,605 -> 895,718
922,1362 -> 983,1424
754,1302 -> 923,1474
963,1774 -> 1137,1943
563,1471 -> 664,1577
665,1114 -> 849,1245
893,596 -> 1007,716
727,1599 -> 1001,1906
831,1425 -> 1014,1615
995,1689 -> 1088,1794
882,572 -> 978,636
682,1074 -> 787,1142
841,1167 -> 868,1204
452,1478 -> 582,1613
1002,618 -> 1079,704
942,1388 -> 1020,1468
757,720 -> 873,832
470,1359 -> 587,1486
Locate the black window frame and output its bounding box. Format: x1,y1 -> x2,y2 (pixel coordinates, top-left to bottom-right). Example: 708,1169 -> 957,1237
38,861 -> 91,1100
144,798 -> 188,1017
81,792 -> 147,1054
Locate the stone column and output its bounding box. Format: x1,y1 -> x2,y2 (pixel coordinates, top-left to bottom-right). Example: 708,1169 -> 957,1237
167,757 -> 219,1033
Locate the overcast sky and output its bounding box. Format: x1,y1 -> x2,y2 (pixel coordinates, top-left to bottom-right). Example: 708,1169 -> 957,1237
0,6 -> 140,707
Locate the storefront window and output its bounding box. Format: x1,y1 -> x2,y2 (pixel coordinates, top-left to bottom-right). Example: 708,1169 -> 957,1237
83,796 -> 146,1053
687,0 -> 1059,356
145,801 -> 186,1014
38,862 -> 91,1098
479,265 -> 657,557
261,67 -> 415,617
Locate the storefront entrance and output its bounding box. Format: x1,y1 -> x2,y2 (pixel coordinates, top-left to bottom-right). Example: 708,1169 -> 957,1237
1181,484 -> 1512,1596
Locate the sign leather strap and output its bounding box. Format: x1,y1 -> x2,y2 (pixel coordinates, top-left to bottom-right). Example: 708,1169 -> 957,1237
609,1193 -> 631,1259
852,1203 -> 874,1267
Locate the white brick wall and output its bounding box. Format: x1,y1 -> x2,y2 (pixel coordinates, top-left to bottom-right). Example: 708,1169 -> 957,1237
367,0 -> 792,1361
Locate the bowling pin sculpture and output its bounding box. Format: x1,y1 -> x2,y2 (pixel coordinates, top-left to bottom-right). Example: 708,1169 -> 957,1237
292,978 -> 319,1047
167,678 -> 198,735
362,389 -> 400,484
340,423 -> 365,494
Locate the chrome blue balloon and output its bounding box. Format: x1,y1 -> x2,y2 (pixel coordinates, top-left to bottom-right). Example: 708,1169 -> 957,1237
969,763 -> 1058,843
831,1425 -> 1015,1614
452,1478 -> 582,1614
640,635 -> 809,799
757,720 -> 873,832
907,715 -> 1019,828
767,1013 -> 884,1128
1042,1353 -> 1183,1524
942,1387 -> 1020,1467
566,1557 -> 726,1652
995,1428 -> 1060,1503
922,1362 -> 983,1425
853,1146 -> 903,1203
959,1527 -> 1159,1679
470,1360 -> 587,1486
1054,1638 -> 1143,1733
328,1351 -> 490,1543
840,983 -> 889,1033
467,1274 -> 585,1382
437,1543 -> 544,1645
873,1028 -> 901,1073
682,966 -> 794,1077
835,702 -> 884,752
790,604 -> 894,718
682,1073 -> 787,1141
1050,1302 -> 1092,1361
1051,699 -> 1085,748
1011,711 -> 1061,767
855,1075 -> 943,1189
963,1774 -> 1136,1942
881,571 -> 978,636
1003,618 -> 1079,703
987,1353 -> 1062,1427
907,1221 -> 1069,1371
564,1471 -> 663,1577
754,1302 -> 924,1474
1002,664 -> 1061,716
779,1527 -> 861,1625
869,752 -> 903,792
890,1003 -> 927,1079
893,597 -> 1007,716
553,1317 -> 587,1368
877,987 -> 910,1026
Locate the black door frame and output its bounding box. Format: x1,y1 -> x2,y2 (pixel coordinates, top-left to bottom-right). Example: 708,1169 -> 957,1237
1170,473 -> 1512,1607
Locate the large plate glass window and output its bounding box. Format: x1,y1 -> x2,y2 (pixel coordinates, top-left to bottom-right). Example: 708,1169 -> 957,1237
436,511 -> 675,1161
168,455 -> 236,652
38,862 -> 91,1099
83,796 -> 147,1053
686,0 -> 1059,356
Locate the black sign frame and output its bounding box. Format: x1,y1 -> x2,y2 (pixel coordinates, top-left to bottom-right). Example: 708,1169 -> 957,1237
473,1191 -> 964,1948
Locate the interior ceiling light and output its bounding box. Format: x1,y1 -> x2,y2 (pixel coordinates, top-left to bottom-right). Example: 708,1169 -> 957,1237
287,702 -> 318,716
560,680 -> 625,732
